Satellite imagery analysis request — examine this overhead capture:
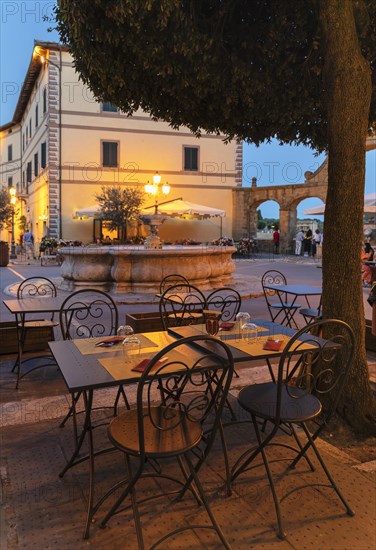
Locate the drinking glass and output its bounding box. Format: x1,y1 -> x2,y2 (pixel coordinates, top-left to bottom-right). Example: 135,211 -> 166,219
118,325 -> 141,347
203,310 -> 221,336
242,322 -> 259,343
235,312 -> 251,341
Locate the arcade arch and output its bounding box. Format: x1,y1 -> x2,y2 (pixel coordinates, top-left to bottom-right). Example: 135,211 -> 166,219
233,134 -> 375,244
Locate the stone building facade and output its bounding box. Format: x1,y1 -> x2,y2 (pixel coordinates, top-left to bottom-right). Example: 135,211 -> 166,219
0,41 -> 239,246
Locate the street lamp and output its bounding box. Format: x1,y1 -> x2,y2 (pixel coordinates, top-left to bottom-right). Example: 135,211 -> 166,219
144,172 -> 171,214
9,186 -> 17,259
141,172 -> 173,249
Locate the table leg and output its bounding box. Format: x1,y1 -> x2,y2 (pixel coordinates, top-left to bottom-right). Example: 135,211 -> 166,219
15,313 -> 26,390
83,390 -> 95,539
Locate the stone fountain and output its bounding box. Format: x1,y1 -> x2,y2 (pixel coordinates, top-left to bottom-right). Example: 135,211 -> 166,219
59,244 -> 236,293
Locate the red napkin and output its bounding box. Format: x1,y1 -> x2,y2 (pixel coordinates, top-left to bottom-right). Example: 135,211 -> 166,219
263,339 -> 283,351
220,321 -> 235,330
95,336 -> 124,347
131,358 -> 166,373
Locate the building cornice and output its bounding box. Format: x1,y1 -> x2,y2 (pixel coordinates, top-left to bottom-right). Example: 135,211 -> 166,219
5,40 -> 68,128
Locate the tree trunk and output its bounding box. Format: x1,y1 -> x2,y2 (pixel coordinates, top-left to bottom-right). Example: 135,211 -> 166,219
319,0 -> 376,433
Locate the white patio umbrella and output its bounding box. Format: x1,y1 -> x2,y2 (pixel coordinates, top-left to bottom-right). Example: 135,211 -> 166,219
75,205 -> 100,217
304,193 -> 376,215
145,199 -> 225,218
76,200 -> 226,218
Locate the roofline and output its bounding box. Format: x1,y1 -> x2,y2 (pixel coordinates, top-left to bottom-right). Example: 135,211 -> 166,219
7,40 -> 69,126
0,121 -> 18,133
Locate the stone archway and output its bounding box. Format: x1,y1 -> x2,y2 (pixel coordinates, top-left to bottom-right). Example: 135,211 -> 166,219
232,181 -> 327,243
232,134 -> 376,244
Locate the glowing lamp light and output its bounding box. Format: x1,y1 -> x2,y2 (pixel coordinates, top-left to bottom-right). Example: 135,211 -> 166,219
152,172 -> 161,185
144,172 -> 171,215
162,182 -> 170,195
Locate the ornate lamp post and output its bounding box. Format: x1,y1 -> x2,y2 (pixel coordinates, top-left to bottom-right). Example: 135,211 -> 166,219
144,172 -> 171,214
9,186 -> 17,259
141,172 -> 171,249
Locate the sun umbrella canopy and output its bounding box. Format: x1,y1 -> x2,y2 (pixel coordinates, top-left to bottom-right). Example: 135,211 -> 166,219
75,205 -> 100,217
143,199 -> 225,218
304,193 -> 376,215
75,200 -> 225,219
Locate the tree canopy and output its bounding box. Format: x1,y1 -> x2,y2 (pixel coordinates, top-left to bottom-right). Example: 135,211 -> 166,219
55,0 -> 375,150
95,186 -> 144,237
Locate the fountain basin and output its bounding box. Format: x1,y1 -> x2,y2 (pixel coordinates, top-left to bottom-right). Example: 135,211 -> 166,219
59,245 -> 236,292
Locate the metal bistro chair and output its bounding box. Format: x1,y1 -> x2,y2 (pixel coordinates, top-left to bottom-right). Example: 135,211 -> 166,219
206,287 -> 241,323
98,335 -> 234,549
59,289 -> 130,437
206,287 -> 241,380
159,273 -> 190,295
231,318 -> 355,540
159,283 -> 206,330
13,276 -> 59,387
299,295 -> 322,325
262,270 -> 301,328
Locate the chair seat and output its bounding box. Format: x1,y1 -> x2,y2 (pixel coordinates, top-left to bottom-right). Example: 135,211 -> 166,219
299,307 -> 320,319
238,382 -> 321,423
19,320 -> 59,328
270,303 -> 301,310
108,406 -> 203,458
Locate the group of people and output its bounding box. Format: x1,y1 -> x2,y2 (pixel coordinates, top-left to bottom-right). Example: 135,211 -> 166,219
295,228 -> 322,257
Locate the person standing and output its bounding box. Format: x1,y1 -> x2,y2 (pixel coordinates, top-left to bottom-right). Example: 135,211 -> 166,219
295,229 -> 304,255
273,228 -> 280,254
23,229 -> 34,260
304,229 -> 312,256
312,229 -> 322,258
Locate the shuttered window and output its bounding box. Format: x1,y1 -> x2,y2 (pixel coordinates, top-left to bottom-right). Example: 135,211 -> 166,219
102,141 -> 119,167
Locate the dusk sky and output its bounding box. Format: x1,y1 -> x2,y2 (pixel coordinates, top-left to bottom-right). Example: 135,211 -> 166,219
1,0 -> 374,221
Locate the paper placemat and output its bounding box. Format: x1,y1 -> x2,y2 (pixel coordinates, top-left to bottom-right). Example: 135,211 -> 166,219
192,323 -> 270,339
73,334 -> 158,355
224,334 -> 318,356
100,349 -> 196,381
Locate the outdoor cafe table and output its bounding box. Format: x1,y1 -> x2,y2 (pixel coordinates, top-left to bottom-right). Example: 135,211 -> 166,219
3,296 -> 70,388
262,284 -> 322,328
48,320 -> 325,539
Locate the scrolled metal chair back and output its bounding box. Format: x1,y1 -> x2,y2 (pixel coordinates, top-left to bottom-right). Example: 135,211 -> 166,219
17,277 -> 57,299
276,318 -> 354,425
159,283 -> 206,329
136,335 -> 234,458
261,270 -> 287,300
206,287 -> 241,321
159,274 -> 190,295
59,289 -> 118,340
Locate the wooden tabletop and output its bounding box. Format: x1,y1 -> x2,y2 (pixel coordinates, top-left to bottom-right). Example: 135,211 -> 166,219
49,331 -> 198,393
3,297 -> 67,315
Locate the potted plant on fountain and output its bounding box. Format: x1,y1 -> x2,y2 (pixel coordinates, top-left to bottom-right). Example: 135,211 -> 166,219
0,188 -> 13,267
